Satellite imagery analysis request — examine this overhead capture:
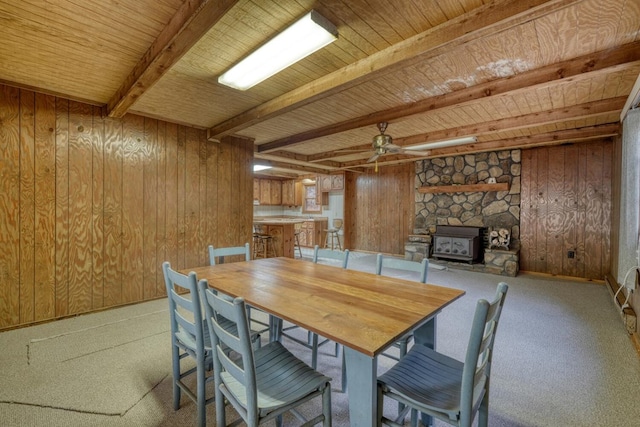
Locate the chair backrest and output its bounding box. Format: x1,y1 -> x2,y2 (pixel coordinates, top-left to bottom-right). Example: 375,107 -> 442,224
332,218 -> 343,230
162,261 -> 206,358
460,282 -> 508,421
376,254 -> 429,283
313,245 -> 349,268
208,243 -> 250,265
198,281 -> 259,422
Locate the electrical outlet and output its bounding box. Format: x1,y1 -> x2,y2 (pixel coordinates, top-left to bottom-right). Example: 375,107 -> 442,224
567,250 -> 575,259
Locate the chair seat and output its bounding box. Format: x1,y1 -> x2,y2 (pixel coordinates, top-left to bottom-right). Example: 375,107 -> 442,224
378,343 -> 466,422
220,341 -> 331,415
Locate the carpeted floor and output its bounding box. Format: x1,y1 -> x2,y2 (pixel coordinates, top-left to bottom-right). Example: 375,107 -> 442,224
1,250 -> 639,426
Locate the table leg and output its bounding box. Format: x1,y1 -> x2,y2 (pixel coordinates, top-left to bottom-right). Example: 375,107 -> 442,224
269,316 -> 282,343
344,347 -> 377,427
412,316 -> 437,349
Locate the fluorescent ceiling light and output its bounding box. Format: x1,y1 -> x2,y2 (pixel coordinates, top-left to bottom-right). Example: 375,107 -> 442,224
253,165 -> 272,172
218,10 -> 338,90
408,136 -> 478,151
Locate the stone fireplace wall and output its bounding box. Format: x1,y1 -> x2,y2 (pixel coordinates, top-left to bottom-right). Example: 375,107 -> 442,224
414,150 -> 521,249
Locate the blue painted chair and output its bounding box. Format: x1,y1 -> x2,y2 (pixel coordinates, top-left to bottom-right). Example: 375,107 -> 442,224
280,246 -> 349,370
376,254 -> 430,361
208,243 -> 271,336
162,261 -> 214,427
198,280 -> 332,427
208,243 -> 250,265
377,282 -> 509,427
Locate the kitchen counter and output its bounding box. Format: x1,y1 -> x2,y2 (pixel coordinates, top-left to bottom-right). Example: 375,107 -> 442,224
253,217 -> 329,257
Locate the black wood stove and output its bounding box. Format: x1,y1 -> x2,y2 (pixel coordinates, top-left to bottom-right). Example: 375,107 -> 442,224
432,225 -> 484,263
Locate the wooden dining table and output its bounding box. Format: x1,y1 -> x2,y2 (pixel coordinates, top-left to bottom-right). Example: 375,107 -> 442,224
185,257 -> 465,427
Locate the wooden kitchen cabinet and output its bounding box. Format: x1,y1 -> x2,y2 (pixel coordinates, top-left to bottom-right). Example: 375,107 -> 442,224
319,175 -> 332,192
315,179 -> 329,206
298,219 -> 328,248
270,180 -> 282,205
255,178 -> 283,205
281,179 -> 301,206
330,173 -> 344,190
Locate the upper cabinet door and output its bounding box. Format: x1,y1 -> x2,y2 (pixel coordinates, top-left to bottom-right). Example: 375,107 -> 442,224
331,174 -> 344,190
319,175 -> 332,192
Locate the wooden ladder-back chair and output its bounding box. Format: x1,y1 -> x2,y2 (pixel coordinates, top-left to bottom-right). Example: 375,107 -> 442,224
198,281 -> 332,427
377,282 -> 509,427
208,244 -> 271,336
280,246 -> 349,372
162,261 -> 214,427
376,254 -> 430,361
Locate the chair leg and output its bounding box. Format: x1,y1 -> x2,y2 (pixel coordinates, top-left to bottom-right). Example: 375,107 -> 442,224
376,383 -> 384,427
478,391 -> 489,427
341,350 -> 347,393
311,333 -> 319,369
171,346 -> 181,410
196,356 -> 206,427
322,382 -> 332,427
215,387 -> 226,426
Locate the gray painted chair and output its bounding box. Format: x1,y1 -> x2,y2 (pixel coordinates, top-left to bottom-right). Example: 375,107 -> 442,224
280,246 -> 349,370
198,280 -> 332,427
377,282 -> 509,427
376,254 -> 430,361
162,261 -> 214,427
208,243 -> 271,336
208,243 -> 251,265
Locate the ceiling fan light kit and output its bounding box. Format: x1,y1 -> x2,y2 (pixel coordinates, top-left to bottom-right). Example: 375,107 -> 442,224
218,10 -> 338,91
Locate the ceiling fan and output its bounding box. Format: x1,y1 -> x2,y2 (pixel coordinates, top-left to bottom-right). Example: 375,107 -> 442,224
366,122 -> 431,163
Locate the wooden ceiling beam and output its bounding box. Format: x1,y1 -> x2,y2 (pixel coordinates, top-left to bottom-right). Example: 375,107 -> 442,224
336,123 -> 620,169
208,0 -> 581,140
306,96 -> 625,162
106,0 -> 239,118
259,43 -> 640,153
391,96 -> 625,146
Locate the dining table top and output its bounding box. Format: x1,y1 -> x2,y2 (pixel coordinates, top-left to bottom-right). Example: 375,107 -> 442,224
184,257 -> 465,357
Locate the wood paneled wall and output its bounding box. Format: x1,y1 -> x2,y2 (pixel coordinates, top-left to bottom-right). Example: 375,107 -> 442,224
0,85 -> 253,329
520,141 -> 613,280
344,165 -> 413,255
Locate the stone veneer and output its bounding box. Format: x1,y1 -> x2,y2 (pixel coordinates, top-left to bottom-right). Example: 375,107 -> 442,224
410,150 -> 521,276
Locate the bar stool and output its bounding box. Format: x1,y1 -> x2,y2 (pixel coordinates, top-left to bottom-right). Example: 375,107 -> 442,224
293,222 -> 303,258
253,225 -> 276,259
324,218 -> 343,251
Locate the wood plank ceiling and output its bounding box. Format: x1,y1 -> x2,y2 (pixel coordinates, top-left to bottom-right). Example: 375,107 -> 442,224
1,0 -> 639,178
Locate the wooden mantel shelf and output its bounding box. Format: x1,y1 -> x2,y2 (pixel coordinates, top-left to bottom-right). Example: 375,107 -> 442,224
418,182 -> 509,194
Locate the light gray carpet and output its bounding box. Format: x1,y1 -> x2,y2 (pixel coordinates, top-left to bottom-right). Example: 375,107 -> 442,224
1,251 -> 639,426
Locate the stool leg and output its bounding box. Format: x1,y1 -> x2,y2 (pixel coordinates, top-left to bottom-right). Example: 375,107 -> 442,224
294,234 -> 302,258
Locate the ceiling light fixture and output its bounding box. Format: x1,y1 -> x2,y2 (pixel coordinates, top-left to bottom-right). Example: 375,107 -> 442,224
253,165 -> 272,172
218,10 -> 338,91
408,136 -> 478,151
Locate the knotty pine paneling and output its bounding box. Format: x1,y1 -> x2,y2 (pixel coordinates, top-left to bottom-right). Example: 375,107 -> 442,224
0,84 -> 253,330
520,141 -> 613,280
344,164 -> 413,255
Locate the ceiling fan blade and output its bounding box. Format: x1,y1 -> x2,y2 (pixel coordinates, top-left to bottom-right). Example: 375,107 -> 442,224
367,153 -> 381,163
385,143 -> 403,153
